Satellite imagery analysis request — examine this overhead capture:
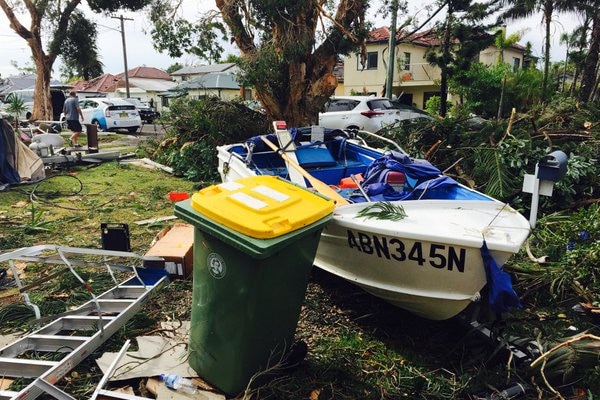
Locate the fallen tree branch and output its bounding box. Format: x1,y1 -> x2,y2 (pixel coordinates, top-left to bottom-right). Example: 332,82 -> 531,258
530,333 -> 600,368
424,140 -> 442,160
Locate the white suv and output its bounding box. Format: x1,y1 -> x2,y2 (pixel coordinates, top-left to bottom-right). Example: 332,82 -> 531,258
319,96 -> 429,133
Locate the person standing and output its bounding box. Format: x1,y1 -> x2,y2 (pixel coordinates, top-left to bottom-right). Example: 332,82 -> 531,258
62,91 -> 84,147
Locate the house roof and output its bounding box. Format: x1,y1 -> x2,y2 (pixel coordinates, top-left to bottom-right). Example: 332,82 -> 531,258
368,27 -> 444,47
368,26 -> 525,51
115,66 -> 172,80
171,63 -> 236,76
72,74 -> 120,93
72,68 -> 176,94
127,77 -> 176,92
174,72 -> 240,90
0,74 -> 70,96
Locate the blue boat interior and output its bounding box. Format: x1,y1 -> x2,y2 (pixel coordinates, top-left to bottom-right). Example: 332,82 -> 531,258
230,128 -> 491,203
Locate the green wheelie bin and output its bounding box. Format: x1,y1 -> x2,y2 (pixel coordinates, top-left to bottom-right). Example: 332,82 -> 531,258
174,175 -> 334,396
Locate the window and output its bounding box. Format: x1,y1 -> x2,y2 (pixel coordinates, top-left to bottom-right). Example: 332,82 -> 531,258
367,99 -> 394,111
357,51 -> 378,70
512,57 -> 521,72
403,52 -> 411,70
324,99 -> 360,112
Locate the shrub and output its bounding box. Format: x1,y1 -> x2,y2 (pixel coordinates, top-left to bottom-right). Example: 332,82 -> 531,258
149,96 -> 269,182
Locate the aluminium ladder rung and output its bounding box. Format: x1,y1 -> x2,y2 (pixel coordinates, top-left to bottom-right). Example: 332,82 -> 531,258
0,335 -> 89,358
0,357 -> 58,378
99,286 -> 149,300
0,390 -> 19,400
36,315 -> 116,335
96,389 -> 153,400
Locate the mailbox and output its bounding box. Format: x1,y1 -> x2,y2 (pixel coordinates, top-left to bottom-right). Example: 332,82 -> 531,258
537,150 -> 568,182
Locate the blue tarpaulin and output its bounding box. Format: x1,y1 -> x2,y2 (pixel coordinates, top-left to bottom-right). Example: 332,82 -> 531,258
480,240 -> 521,314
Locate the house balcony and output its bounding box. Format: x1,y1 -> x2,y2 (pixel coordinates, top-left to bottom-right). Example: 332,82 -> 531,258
394,63 -> 440,87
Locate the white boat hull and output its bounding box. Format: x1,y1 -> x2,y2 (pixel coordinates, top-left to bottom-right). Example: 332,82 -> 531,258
314,200 -> 530,320
216,143 -> 530,320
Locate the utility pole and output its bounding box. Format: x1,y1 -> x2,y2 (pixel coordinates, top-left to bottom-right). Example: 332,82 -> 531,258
386,0 -> 399,99
111,15 -> 133,98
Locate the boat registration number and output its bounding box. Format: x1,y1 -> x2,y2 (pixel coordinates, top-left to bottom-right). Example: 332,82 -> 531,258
346,230 -> 466,272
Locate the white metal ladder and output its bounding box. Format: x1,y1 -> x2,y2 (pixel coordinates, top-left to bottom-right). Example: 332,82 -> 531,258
0,245 -> 168,400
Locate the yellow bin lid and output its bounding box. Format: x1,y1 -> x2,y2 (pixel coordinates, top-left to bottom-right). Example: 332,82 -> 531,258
190,176 -> 335,239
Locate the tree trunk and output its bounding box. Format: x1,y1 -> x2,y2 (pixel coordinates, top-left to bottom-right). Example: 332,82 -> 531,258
439,4 -> 454,117
590,60 -> 600,100
579,10 -> 600,102
542,1 -> 553,101
1,0 -> 82,121
217,0 -> 366,126
31,44 -> 55,121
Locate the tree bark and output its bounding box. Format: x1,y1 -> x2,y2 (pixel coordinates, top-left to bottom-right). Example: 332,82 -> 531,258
439,3 -> 453,117
216,0 -> 366,126
0,0 -> 82,121
541,1 -> 553,101
579,10 -> 600,102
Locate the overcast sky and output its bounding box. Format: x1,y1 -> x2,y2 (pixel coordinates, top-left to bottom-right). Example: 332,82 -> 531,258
0,1 -> 581,80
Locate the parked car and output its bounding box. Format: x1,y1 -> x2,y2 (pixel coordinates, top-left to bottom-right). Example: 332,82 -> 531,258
77,97 -> 141,133
124,98 -> 159,123
318,96 -> 431,133
0,88 -> 66,121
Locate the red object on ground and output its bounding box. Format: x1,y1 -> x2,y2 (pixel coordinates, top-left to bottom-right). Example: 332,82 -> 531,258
169,192 -> 190,201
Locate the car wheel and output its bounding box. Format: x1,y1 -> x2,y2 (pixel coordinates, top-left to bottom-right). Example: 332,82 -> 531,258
128,126 -> 139,134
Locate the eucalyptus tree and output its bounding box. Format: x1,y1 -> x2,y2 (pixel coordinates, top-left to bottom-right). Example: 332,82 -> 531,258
0,0 -> 150,120
499,0 -> 576,101
148,0 -> 370,126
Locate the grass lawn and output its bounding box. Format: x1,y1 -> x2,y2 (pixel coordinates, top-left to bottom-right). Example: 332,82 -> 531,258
0,145 -> 598,399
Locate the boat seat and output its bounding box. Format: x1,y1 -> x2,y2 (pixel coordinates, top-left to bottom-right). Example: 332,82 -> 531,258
295,144 -> 337,168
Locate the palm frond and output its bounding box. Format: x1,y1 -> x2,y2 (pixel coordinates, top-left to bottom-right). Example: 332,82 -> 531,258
356,202 -> 407,221
474,147 -> 518,199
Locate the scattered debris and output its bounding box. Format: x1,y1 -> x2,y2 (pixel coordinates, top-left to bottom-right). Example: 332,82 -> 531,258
135,215 -> 178,225
122,158 -> 174,174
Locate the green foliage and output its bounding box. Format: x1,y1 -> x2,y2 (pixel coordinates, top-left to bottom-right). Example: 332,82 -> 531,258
151,96 -> 269,182
449,62 -> 544,118
166,63 -> 184,74
149,3 -> 226,62
58,12 -> 103,80
87,0 -> 149,12
425,96 -> 452,117
356,202 -> 407,221
148,0 -> 369,124
5,93 -> 27,124
17,204 -> 55,234
449,63 -> 505,117
513,205 -> 600,306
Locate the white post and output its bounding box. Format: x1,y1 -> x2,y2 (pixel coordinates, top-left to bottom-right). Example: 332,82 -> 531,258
529,164 -> 540,229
